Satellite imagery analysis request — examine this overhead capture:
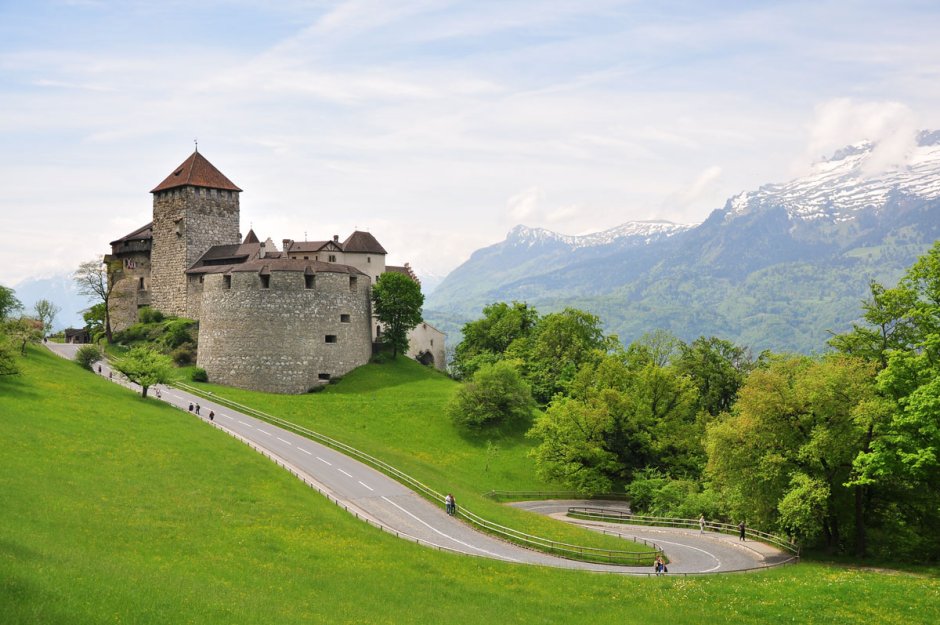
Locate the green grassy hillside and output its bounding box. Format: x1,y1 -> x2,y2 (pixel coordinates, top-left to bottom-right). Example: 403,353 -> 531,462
2,347 -> 939,624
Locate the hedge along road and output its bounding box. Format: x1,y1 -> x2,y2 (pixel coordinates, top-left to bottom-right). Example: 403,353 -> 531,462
48,343 -> 787,575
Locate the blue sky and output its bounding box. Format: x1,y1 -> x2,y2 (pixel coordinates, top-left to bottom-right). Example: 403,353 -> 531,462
2,0 -> 940,288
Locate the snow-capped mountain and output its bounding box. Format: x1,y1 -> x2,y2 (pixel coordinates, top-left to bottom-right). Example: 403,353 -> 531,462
426,131 -> 940,354
726,130 -> 940,223
507,220 -> 694,250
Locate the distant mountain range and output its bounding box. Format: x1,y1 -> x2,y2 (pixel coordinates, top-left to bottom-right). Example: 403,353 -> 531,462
425,131 -> 940,353
12,273 -> 88,332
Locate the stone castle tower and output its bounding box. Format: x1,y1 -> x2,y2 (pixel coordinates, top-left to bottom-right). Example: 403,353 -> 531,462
149,151 -> 242,317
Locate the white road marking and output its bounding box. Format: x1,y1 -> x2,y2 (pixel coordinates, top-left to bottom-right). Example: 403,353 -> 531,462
317,457 -> 332,466
298,448 -> 312,455
238,421 -> 253,428
380,496 -> 520,562
221,414 -> 234,420
277,437 -> 292,445
171,394 -> 184,400
647,538 -> 723,573
258,429 -> 273,436
337,468 -> 353,478
358,481 -> 374,491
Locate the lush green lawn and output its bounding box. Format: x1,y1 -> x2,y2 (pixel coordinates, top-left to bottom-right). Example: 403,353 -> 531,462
191,358 -> 654,555
2,348 -> 938,624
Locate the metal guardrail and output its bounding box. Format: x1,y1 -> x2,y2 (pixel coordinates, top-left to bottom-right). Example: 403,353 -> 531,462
566,507 -> 801,556
174,382 -> 661,567
485,490 -> 629,502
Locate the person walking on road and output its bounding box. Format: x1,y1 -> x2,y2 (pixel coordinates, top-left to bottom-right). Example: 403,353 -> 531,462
738,520 -> 746,541
195,403 -> 201,416
654,555 -> 666,576
188,403 -> 194,412
209,410 -> 214,421
699,514 -> 706,534
445,494 -> 455,516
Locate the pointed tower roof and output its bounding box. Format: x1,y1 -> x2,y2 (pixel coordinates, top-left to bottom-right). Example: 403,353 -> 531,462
342,230 -> 387,254
242,229 -> 259,244
151,151 -> 242,193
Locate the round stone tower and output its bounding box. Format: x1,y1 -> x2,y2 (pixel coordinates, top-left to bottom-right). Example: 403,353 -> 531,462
149,151 -> 241,318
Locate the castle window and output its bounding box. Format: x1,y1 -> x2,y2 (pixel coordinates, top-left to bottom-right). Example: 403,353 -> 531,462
199,275 -> 204,284
340,314 -> 350,323
304,274 -> 314,289
367,256 -> 371,263
318,373 -> 331,381
431,339 -> 434,347
329,254 -> 336,263
303,256 -> 309,260
376,325 -> 381,336
223,275 -> 232,289
349,276 -> 357,291
325,335 -> 337,344
138,277 -> 145,291
260,274 -> 270,289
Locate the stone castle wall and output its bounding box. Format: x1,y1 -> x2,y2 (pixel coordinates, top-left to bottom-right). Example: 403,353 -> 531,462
197,270 -> 373,393
109,254 -> 152,332
150,186 -> 239,317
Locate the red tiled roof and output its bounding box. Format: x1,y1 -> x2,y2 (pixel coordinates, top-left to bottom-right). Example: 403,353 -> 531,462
242,229 -> 259,244
150,151 -> 242,193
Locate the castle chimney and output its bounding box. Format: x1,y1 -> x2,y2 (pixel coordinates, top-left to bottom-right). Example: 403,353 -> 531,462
259,242 -> 266,259
333,235 -> 339,242
283,239 -> 292,252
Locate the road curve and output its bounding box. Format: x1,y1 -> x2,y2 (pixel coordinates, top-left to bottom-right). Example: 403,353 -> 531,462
46,343 -> 789,575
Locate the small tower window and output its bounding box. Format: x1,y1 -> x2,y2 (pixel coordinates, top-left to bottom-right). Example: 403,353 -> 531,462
223,275 -> 232,289
340,314 -> 350,323
318,373 -> 331,381
305,274 -> 314,289
367,256 -> 371,263
260,274 -> 270,289
349,276 -> 357,291
328,254 -> 337,263
325,335 -> 337,344
138,277 -> 145,291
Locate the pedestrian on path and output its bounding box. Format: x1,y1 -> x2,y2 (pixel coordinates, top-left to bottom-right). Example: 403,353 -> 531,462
445,494 -> 456,516
738,520 -> 746,541
97,364 -> 101,374
188,403 -> 194,412
155,387 -> 161,399
699,514 -> 706,534
654,555 -> 666,576
195,404 -> 201,415
108,371 -> 112,380
209,410 -> 214,421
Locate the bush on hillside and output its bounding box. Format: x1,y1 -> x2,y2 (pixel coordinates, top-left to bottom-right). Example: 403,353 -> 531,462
161,319 -> 195,348
191,367 -> 208,382
138,307 -> 165,324
447,360 -> 535,430
74,344 -> 103,371
170,342 -> 196,366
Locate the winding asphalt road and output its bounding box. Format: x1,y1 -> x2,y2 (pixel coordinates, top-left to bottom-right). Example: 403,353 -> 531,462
47,343 -> 790,575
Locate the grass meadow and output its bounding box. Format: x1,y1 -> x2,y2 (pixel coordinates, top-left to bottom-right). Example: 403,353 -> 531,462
1,347 -> 938,624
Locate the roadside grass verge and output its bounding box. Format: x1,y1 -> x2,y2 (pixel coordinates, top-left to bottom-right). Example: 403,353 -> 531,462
188,358 -> 655,556
2,347 -> 939,624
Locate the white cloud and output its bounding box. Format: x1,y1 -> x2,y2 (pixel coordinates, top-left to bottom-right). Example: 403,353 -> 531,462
802,98 -> 920,175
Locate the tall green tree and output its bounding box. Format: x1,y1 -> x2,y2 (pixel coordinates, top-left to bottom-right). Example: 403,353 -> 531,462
372,272 -> 424,358
705,354 -> 878,551
0,285 -> 22,320
74,259 -> 122,344
112,346 -> 174,398
33,299 -> 60,338
675,336 -> 754,417
452,301 -> 538,379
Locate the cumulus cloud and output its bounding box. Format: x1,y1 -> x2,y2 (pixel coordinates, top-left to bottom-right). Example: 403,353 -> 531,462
803,98 -> 919,175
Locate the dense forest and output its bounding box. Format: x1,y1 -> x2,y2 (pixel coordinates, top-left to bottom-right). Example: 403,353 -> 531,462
448,241 -> 940,561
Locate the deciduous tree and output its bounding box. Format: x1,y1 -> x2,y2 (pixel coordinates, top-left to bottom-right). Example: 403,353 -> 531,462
112,346 -> 174,398
372,272 -> 424,358
74,259 -> 122,344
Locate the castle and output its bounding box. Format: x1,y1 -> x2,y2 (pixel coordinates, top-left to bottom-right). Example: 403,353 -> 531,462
106,151 -> 445,393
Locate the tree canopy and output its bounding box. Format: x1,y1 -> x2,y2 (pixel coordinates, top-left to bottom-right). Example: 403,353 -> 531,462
112,346 -> 174,398
372,272 -> 424,358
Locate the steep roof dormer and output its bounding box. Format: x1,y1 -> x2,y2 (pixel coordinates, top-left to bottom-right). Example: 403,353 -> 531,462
150,151 -> 242,193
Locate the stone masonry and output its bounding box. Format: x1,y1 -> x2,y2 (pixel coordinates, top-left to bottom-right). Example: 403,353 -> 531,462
150,186 -> 239,317
197,269 -> 373,393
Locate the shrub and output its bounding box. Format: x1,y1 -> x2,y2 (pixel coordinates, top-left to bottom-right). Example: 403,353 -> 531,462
191,367 -> 208,382
74,344 -> 103,371
162,319 -> 195,348
138,307 -> 164,324
447,360 -> 535,429
170,342 -> 196,366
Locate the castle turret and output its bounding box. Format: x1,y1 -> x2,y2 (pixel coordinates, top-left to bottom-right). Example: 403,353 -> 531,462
149,151 -> 241,317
